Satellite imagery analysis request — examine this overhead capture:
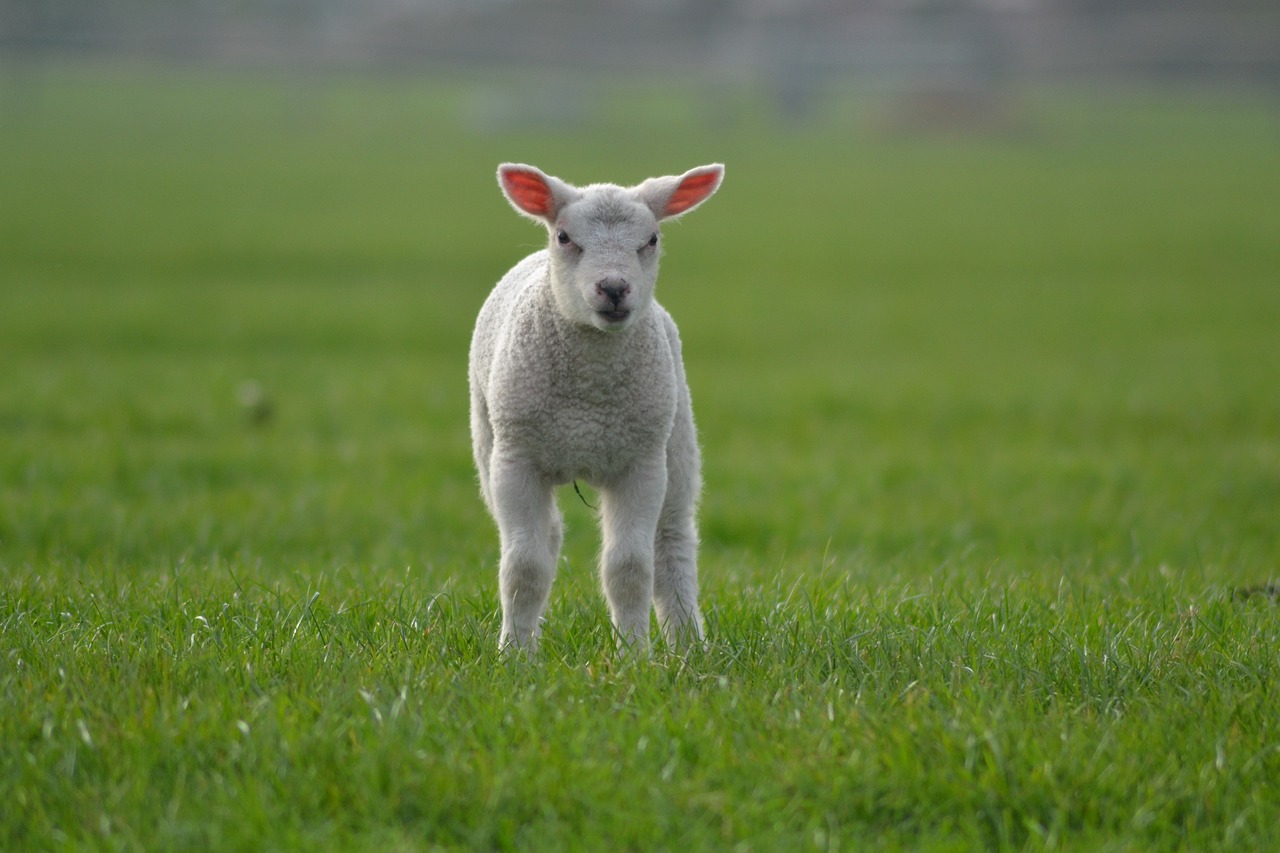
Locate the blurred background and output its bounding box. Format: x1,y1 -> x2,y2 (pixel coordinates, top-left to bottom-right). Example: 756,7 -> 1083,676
1,1 -> 1278,583
4,1 -> 1278,113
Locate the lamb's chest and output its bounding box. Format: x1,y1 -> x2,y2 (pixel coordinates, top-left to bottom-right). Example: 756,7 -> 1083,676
491,325 -> 679,483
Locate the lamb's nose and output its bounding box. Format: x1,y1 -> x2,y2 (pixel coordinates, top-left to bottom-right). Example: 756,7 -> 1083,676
596,279 -> 630,306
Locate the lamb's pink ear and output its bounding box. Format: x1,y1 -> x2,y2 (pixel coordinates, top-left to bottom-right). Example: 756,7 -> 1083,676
636,164 -> 724,221
497,163 -> 575,224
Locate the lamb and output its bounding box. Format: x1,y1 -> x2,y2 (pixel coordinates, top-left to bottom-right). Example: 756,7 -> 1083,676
469,162 -> 724,653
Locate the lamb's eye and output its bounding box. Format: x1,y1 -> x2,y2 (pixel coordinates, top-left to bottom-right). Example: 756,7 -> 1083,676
556,230 -> 572,246
647,233 -> 659,248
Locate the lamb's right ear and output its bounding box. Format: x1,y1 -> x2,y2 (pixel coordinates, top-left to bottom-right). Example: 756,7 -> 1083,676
497,164 -> 577,224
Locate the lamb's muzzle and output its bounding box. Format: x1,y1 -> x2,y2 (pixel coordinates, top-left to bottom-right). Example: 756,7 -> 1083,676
596,278 -> 630,304
595,278 -> 632,323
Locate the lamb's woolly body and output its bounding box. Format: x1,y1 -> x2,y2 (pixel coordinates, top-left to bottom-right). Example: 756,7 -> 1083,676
471,162 -> 722,653
471,251 -> 679,487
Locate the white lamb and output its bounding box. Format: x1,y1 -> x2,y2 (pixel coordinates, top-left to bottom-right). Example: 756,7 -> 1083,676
470,162 -> 724,653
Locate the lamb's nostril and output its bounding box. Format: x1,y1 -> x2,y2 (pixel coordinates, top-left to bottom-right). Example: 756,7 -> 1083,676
596,279 -> 630,305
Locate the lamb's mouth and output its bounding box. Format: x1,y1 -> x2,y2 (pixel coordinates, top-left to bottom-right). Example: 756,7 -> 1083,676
597,308 -> 631,324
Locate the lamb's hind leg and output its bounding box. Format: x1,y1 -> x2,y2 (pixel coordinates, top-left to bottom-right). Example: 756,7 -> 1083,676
653,409 -> 704,649
491,455 -> 559,652
653,505 -> 704,649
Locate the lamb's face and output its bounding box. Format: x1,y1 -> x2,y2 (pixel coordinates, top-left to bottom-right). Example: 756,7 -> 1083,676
548,189 -> 661,333
498,162 -> 722,333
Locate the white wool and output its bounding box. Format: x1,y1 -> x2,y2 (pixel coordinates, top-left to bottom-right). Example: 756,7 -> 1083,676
470,162 -> 723,653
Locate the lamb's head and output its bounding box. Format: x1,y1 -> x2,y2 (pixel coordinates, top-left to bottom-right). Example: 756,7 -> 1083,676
498,163 -> 723,332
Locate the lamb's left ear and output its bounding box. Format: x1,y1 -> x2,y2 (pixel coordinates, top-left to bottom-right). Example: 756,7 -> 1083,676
635,164 -> 724,221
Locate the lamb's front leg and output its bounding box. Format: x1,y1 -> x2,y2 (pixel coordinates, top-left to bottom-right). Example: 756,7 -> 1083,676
490,454 -> 559,653
598,456 -> 667,653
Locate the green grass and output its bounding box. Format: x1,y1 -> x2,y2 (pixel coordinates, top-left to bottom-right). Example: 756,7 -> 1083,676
2,67 -> 1279,850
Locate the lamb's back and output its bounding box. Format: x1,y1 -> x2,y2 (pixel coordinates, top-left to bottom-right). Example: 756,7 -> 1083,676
469,250 -> 549,389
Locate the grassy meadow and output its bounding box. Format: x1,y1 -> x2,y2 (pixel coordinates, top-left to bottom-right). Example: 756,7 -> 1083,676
2,67 -> 1279,849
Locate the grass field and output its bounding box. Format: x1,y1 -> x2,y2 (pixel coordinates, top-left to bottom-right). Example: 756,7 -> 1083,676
2,66 -> 1279,850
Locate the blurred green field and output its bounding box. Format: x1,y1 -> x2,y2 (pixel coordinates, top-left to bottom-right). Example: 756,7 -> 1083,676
2,68 -> 1279,849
